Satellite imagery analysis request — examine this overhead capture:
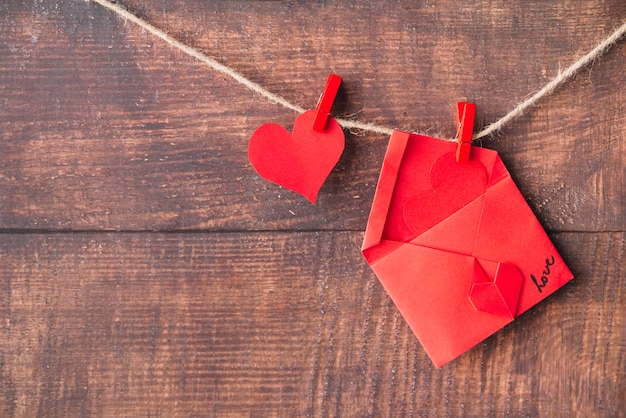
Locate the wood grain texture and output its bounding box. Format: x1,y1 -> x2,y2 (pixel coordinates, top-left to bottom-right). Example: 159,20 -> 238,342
0,0 -> 624,416
0,0 -> 624,231
0,232 -> 623,417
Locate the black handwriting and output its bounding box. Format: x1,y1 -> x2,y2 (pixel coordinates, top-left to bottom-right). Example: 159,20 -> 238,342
530,255 -> 555,293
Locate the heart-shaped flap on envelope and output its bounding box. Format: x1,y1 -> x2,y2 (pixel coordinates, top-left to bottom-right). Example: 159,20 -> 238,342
403,152 -> 488,238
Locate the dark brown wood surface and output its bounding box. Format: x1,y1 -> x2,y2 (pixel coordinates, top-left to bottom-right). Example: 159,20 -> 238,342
0,1 -> 624,416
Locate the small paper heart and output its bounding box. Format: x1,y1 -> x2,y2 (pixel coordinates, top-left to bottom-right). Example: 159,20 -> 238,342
469,260 -> 523,318
248,110 -> 345,204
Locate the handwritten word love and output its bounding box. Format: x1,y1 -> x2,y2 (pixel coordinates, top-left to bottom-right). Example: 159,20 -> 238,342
530,255 -> 555,293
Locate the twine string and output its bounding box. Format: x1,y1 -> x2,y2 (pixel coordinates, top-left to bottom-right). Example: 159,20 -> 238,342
88,0 -> 625,140
474,20 -> 626,139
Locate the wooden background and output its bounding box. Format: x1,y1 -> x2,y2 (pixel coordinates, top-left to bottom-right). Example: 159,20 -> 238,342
0,1 -> 624,416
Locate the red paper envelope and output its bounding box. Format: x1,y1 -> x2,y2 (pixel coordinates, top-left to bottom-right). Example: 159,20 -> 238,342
362,130 -> 573,367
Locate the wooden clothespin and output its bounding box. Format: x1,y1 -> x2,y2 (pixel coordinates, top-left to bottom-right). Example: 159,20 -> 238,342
455,101 -> 476,163
312,74 -> 342,132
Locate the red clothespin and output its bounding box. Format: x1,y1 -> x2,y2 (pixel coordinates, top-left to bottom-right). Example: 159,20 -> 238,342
455,101 -> 476,163
312,74 -> 342,132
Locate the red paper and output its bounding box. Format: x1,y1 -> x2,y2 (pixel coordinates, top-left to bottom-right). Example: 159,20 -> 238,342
362,130 -> 573,367
248,110 -> 344,204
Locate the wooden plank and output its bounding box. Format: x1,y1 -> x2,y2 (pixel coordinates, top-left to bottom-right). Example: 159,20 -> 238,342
0,231 -> 623,416
0,1 -> 623,231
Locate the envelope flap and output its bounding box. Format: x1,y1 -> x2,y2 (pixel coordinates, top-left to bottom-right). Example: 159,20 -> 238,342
408,194 -> 485,255
362,130 -> 411,252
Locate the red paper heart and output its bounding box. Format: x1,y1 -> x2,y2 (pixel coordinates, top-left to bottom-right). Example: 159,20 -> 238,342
403,152 -> 488,236
248,110 -> 345,204
468,260 -> 524,319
